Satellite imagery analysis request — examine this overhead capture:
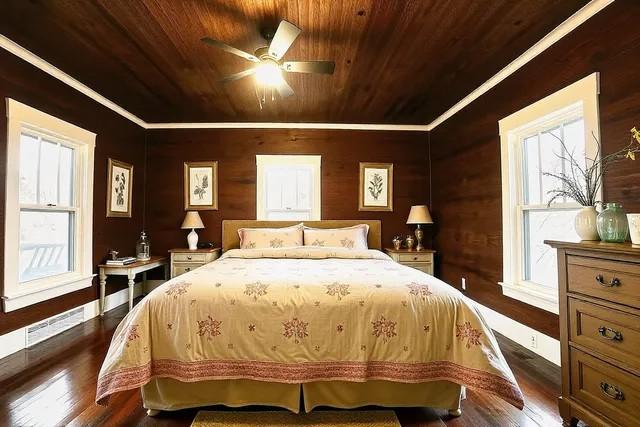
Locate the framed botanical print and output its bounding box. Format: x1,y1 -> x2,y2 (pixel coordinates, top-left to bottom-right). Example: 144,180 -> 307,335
106,158 -> 133,217
359,162 -> 393,212
184,161 -> 218,210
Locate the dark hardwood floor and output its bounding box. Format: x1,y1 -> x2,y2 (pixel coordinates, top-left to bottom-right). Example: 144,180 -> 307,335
0,302 -> 564,427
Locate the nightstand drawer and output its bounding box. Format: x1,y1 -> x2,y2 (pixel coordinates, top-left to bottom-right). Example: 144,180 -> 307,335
172,263 -> 202,277
398,253 -> 432,263
570,348 -> 640,427
404,262 -> 433,275
569,298 -> 640,369
567,255 -> 640,309
173,253 -> 208,263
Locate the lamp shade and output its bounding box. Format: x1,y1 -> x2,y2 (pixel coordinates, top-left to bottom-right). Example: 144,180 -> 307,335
406,205 -> 433,225
181,211 -> 205,229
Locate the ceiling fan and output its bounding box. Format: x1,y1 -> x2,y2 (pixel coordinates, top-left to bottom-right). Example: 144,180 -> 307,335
201,20 -> 335,101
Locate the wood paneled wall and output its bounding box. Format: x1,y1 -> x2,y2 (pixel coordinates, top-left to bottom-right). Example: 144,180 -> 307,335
429,2 -> 640,339
0,49 -> 146,335
145,129 -> 429,253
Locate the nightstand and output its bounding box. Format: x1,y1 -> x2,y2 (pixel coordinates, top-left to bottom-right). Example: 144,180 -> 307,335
384,248 -> 435,275
169,248 -> 221,278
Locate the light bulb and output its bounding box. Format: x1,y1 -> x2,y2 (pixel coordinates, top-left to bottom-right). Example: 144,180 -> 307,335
255,61 -> 283,87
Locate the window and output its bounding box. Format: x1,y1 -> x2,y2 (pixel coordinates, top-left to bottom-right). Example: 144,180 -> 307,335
499,73 -> 600,313
4,99 -> 95,312
256,155 -> 321,220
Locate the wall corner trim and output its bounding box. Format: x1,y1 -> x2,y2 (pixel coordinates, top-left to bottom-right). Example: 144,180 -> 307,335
425,0 -> 613,131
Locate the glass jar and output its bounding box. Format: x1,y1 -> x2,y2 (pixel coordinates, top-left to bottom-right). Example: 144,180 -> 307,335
136,231 -> 151,261
596,203 -> 629,243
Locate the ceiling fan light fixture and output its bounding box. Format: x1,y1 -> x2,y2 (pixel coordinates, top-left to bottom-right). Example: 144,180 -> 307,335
254,61 -> 284,87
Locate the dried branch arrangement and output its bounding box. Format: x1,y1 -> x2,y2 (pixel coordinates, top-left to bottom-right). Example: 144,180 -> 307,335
544,127 -> 640,207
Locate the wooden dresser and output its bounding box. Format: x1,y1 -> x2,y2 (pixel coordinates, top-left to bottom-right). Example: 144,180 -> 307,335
384,248 -> 435,275
547,241 -> 640,427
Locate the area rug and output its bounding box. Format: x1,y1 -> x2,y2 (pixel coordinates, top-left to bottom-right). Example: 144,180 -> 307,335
191,410 -> 401,427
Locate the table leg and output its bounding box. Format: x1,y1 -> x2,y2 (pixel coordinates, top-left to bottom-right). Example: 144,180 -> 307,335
99,269 -> 107,317
128,272 -> 135,311
163,263 -> 169,280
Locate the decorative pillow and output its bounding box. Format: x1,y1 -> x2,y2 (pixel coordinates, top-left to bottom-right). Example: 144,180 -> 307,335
303,224 -> 369,250
238,223 -> 304,249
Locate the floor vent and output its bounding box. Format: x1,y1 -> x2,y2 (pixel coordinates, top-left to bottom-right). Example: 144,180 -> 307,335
26,307 -> 84,347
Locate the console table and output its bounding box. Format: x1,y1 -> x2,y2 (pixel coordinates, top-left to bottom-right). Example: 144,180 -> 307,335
98,256 -> 169,316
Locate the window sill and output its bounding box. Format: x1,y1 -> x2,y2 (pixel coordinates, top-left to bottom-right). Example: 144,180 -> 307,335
499,281 -> 559,314
2,275 -> 95,312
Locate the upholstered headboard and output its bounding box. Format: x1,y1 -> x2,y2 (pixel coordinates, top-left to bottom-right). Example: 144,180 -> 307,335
221,220 -> 382,252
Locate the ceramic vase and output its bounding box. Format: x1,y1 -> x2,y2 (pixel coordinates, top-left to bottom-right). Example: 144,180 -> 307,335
597,203 -> 629,243
628,214 -> 640,245
574,206 -> 599,241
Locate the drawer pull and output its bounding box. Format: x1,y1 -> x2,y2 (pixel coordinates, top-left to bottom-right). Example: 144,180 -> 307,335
600,382 -> 625,401
595,274 -> 621,287
186,256 -> 192,260
413,256 -> 418,261
184,267 -> 191,272
598,326 -> 623,341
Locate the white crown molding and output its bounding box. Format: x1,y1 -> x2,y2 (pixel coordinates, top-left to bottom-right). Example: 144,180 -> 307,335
0,0 -> 612,132
145,122 -> 429,131
0,34 -> 147,128
425,0 -> 613,131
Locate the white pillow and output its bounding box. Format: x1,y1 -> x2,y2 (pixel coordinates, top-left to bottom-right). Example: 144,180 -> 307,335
238,223 -> 303,249
303,224 -> 369,250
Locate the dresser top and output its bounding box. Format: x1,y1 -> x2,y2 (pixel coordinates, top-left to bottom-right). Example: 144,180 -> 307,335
545,240 -> 640,256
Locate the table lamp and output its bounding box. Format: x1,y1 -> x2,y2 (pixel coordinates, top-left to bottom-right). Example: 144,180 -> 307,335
406,205 -> 433,251
181,211 -> 205,250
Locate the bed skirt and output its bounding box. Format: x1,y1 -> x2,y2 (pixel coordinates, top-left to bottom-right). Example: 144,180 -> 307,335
141,378 -> 463,413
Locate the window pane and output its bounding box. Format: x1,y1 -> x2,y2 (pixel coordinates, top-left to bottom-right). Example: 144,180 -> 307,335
524,209 -> 579,287
563,119 -> 586,171
539,126 -> 564,204
38,140 -> 60,205
19,133 -> 40,204
19,210 -> 73,282
266,210 -> 311,220
522,135 -> 541,205
296,169 -> 312,209
59,145 -> 74,207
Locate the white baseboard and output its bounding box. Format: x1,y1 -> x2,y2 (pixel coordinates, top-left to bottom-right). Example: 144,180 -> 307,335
472,300 -> 560,366
0,282 -> 143,360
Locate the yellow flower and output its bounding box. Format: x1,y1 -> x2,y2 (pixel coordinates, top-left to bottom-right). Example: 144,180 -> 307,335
631,127 -> 640,144
627,150 -> 636,161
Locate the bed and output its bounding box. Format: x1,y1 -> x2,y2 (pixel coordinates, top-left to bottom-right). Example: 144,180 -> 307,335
96,220 -> 524,416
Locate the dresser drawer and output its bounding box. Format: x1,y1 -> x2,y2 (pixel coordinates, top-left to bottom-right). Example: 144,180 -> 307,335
569,299 -> 640,369
397,252 -> 432,263
570,348 -> 640,427
172,263 -> 201,277
173,252 -> 208,263
567,255 -> 640,309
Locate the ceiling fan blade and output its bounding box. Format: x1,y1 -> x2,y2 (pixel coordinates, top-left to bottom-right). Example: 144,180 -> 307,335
220,68 -> 256,83
268,20 -> 301,60
282,61 -> 335,74
276,79 -> 295,98
201,37 -> 260,63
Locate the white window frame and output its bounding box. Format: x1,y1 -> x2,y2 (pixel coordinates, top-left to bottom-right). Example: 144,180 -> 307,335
3,99 -> 96,312
256,155 -> 321,221
498,73 -> 600,314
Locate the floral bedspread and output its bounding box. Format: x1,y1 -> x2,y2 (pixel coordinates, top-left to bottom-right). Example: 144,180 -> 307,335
96,247 -> 524,409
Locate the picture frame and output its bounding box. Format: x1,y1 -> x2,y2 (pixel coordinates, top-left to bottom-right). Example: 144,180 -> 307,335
184,161 -> 218,211
106,158 -> 133,218
359,162 -> 393,212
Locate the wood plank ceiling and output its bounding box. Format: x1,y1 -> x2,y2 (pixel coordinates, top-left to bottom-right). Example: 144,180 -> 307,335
0,0 -> 589,124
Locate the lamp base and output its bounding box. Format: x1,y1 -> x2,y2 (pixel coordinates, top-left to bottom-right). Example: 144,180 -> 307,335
187,229 -> 199,250
415,225 -> 424,251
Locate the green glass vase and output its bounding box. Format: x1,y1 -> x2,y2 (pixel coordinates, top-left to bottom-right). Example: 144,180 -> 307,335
596,203 -> 629,243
